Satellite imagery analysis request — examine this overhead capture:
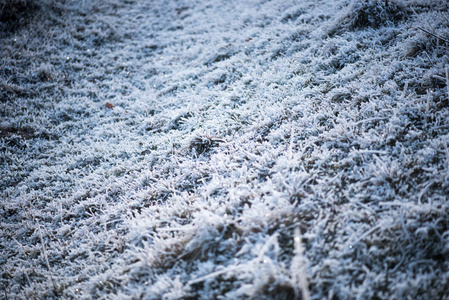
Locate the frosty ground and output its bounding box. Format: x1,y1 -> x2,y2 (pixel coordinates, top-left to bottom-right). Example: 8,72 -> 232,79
1,0 -> 449,299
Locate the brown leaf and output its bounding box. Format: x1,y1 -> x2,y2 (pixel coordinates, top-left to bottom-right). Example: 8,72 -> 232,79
105,102 -> 115,109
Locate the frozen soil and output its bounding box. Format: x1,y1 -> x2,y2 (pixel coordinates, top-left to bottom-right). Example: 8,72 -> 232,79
1,0 -> 449,299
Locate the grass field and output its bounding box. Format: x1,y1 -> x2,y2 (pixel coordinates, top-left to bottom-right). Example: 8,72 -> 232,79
1,0 -> 449,298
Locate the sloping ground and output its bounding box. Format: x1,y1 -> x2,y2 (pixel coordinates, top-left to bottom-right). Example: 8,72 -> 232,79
1,0 -> 449,298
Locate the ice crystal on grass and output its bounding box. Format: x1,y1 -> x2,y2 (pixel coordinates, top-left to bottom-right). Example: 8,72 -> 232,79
1,0 -> 449,299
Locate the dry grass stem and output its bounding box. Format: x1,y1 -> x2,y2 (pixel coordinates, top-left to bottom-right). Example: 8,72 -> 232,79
416,26 -> 449,45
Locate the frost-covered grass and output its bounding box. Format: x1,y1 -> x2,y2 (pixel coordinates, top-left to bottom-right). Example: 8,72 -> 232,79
1,0 -> 449,299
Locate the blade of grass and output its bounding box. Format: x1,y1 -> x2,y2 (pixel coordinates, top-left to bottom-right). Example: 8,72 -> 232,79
38,225 -> 58,292
416,27 -> 449,45
446,67 -> 449,101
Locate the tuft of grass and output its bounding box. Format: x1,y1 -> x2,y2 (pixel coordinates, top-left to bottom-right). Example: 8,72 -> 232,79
187,134 -> 225,155
329,0 -> 407,36
349,0 -> 406,29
